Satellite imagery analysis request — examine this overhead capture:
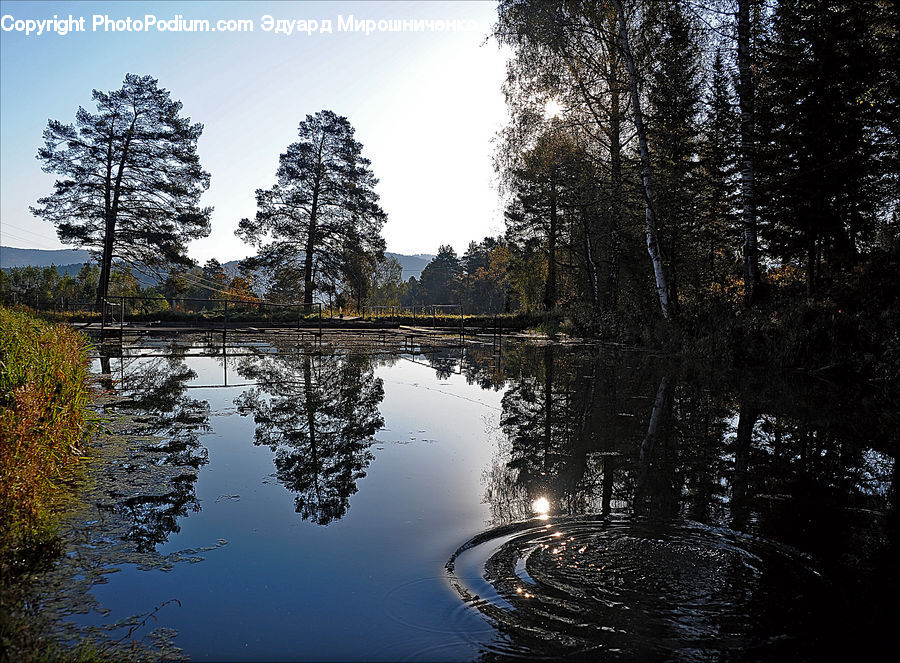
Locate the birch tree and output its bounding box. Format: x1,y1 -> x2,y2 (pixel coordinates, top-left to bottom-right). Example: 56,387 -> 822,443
611,0 -> 676,319
495,0 -> 678,320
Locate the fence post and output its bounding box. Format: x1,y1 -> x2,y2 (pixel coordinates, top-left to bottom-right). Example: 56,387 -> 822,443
224,299 -> 229,344
119,297 -> 124,341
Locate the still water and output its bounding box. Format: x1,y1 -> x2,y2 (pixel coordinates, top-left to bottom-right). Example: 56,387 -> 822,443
34,335 -> 898,661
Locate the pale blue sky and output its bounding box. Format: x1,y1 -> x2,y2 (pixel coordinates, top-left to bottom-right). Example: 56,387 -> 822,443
0,0 -> 508,261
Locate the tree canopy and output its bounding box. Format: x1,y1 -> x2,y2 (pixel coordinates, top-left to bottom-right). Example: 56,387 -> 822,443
486,0 -> 898,328
237,110 -> 386,307
31,73 -> 211,306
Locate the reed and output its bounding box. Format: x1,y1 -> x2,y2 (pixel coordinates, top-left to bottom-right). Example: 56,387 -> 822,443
0,306 -> 99,555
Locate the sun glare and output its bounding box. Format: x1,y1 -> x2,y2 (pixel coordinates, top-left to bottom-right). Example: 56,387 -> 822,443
532,496 -> 551,518
544,98 -> 564,119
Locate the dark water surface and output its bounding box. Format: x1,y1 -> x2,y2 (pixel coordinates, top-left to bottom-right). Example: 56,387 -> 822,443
32,336 -> 898,660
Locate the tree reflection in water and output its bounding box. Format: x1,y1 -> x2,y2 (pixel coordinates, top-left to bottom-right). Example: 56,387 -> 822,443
463,344 -> 897,660
18,338 -> 893,660
11,342 -> 217,656
97,342 -> 210,552
234,342 -> 385,525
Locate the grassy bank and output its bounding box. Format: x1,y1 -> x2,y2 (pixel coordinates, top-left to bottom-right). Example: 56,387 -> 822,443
0,306 -> 99,560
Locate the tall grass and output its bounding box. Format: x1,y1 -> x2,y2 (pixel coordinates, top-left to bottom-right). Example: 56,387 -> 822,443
0,306 -> 99,555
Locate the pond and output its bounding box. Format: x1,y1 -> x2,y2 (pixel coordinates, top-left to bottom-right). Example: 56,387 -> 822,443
28,334 -> 899,661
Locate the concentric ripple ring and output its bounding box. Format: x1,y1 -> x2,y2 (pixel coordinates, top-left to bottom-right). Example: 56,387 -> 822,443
445,515 -> 824,660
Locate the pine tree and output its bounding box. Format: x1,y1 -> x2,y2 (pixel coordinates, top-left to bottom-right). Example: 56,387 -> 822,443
644,0 -> 703,306
758,0 -> 889,292
736,0 -> 763,304
32,74 -> 211,307
237,111 -> 386,307
698,45 -> 741,291
419,245 -> 461,305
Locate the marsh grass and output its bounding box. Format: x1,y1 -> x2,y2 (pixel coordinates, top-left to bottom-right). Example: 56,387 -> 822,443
0,307 -> 101,559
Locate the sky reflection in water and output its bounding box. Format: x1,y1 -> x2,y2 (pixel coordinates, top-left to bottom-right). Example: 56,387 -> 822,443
39,337 -> 898,661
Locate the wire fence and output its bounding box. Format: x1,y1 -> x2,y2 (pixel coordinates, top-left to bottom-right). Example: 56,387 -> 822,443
97,295 -> 323,338
360,304 -> 463,325
3,292 -> 498,342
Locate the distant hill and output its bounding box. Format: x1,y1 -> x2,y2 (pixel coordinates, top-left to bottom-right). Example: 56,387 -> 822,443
2,246 -> 435,282
1,246 -> 91,268
51,263 -> 86,277
387,252 -> 433,281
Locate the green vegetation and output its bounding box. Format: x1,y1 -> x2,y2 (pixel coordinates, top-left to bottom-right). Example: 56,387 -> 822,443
0,264 -> 101,312
0,626 -> 111,663
0,308 -> 126,662
0,307 -> 99,558
0,264 -> 174,315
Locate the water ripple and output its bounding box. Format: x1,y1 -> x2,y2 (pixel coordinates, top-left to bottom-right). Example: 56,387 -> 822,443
446,515 -> 824,660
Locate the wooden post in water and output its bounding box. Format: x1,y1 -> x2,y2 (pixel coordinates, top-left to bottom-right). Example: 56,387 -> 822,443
223,299 -> 229,345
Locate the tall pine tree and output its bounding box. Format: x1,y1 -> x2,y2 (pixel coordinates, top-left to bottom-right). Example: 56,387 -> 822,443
237,111 -> 386,307
32,74 -> 211,306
